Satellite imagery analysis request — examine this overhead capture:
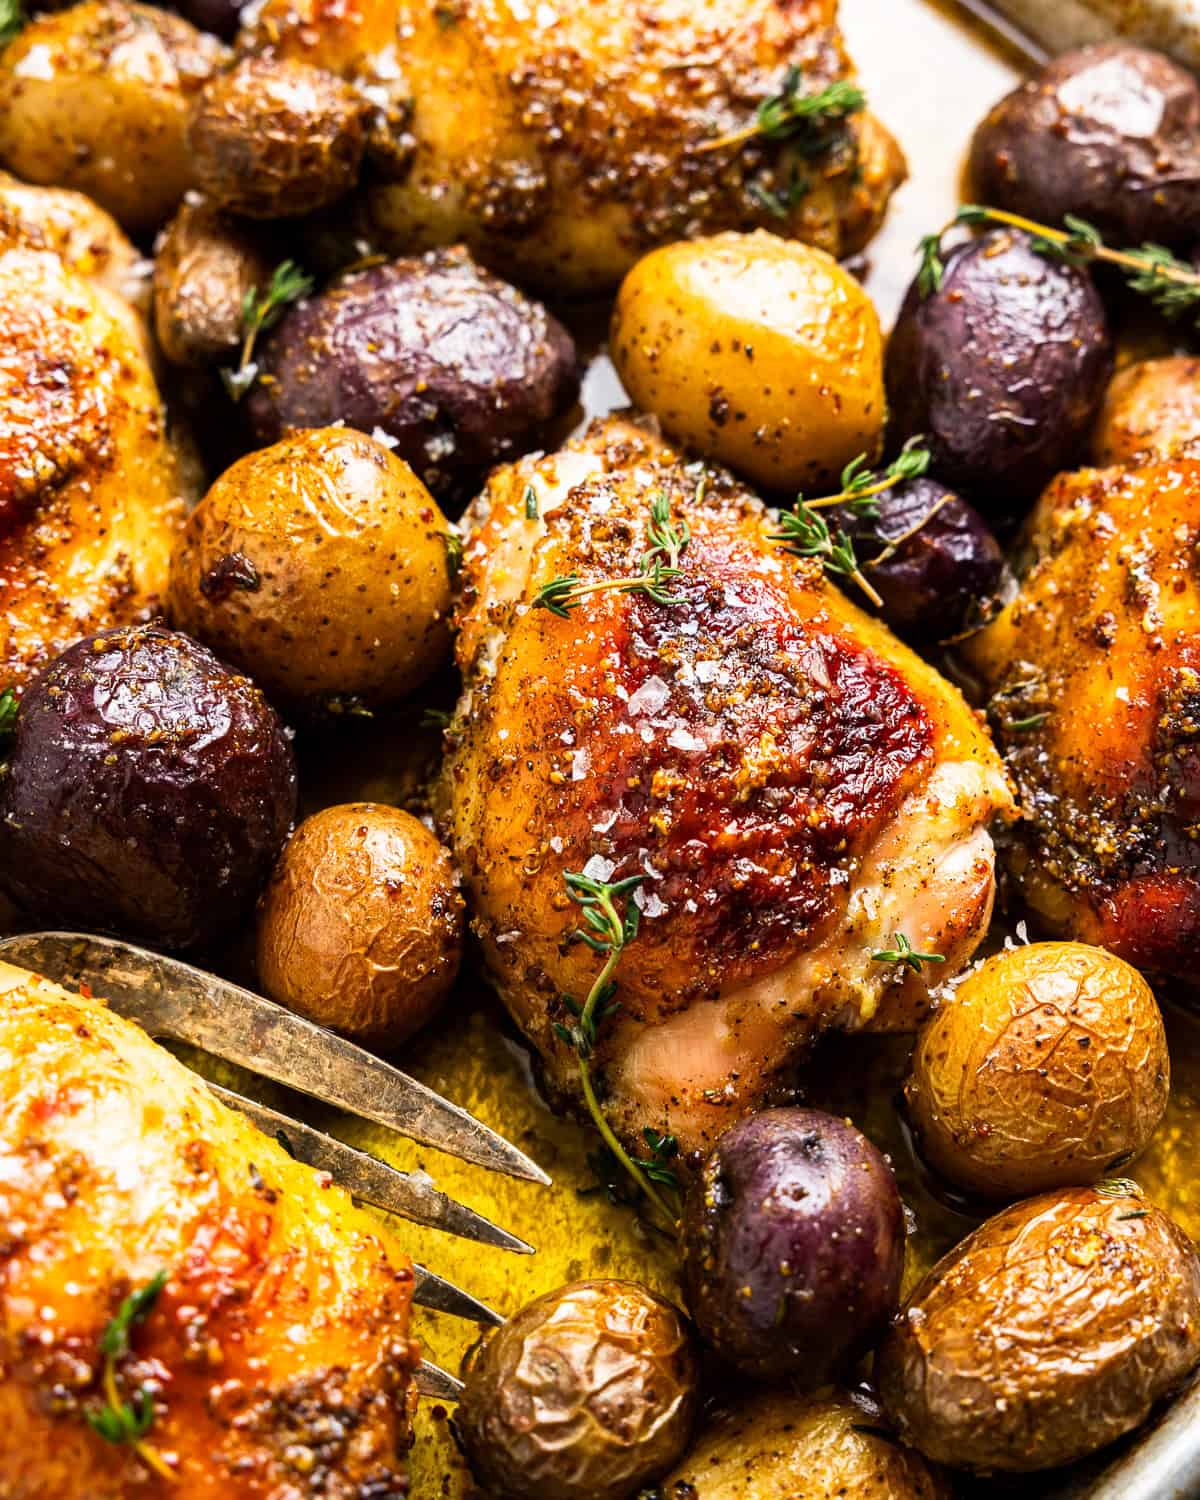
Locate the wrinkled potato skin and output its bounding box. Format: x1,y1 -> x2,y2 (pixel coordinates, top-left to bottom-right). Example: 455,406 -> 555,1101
153,198 -> 273,365
907,943 -> 1169,1198
190,55 -> 367,218
657,1389 -> 949,1500
256,802 -> 463,1045
970,45 -> 1200,247
1093,357 -> 1200,466
0,2 -> 226,234
458,1279 -> 698,1500
878,1186 -> 1200,1473
169,426 -> 453,712
611,232 -> 885,493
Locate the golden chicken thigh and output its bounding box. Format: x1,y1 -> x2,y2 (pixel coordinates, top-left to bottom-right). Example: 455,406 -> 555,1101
246,0 -> 904,291
445,419 -> 1013,1157
0,962 -> 419,1499
966,460 -> 1200,983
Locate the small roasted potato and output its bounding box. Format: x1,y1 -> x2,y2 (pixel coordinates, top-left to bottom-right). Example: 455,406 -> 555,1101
245,248 -> 579,496
657,1389 -> 949,1500
906,942 -> 1169,1198
0,1 -> 225,234
256,802 -> 463,1046
169,426 -> 454,713
970,45 -> 1200,247
878,1183 -> 1200,1473
153,198 -> 273,366
189,55 -> 368,219
458,1279 -> 698,1500
887,229 -> 1113,508
611,232 -> 885,493
1093,356 -> 1200,466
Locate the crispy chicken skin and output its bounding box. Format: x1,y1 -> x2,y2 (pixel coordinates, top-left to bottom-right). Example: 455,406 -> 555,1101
0,186 -> 190,691
444,418 -> 1013,1156
0,961 -> 419,1499
244,0 -> 905,292
965,460 -> 1200,982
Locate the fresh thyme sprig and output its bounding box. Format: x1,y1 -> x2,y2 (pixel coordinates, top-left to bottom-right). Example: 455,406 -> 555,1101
699,67 -> 865,154
769,503 -> 883,607
533,490 -> 691,618
553,870 -> 682,1229
87,1270 -> 174,1482
918,205 -> 1200,326
222,260 -> 314,400
0,0 -> 24,48
872,933 -> 945,975
0,686 -> 17,747
804,438 -> 932,518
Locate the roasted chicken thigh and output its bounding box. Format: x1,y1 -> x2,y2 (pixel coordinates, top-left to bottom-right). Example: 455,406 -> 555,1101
445,418 -> 1013,1156
245,0 -> 905,292
0,961 -> 419,1499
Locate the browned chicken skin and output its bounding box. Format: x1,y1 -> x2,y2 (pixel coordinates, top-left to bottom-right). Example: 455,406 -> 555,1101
0,962 -> 419,1499
966,459 -> 1200,982
245,0 -> 905,292
445,418 -> 1013,1157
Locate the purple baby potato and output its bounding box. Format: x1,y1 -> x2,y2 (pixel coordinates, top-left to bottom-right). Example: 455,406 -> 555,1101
683,1107 -> 905,1382
0,625 -> 296,950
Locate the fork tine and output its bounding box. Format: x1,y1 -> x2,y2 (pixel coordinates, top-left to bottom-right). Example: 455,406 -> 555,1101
209,1081 -> 534,1255
414,1361 -> 465,1401
413,1262 -> 503,1326
0,933 -> 550,1185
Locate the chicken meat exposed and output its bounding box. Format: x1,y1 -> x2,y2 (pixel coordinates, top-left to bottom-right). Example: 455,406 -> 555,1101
444,418 -> 1014,1158
0,961 -> 419,1499
244,0 -> 905,292
965,459 -> 1200,984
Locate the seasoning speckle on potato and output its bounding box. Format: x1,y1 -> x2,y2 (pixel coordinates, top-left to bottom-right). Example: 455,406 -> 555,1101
168,425 -> 454,714
456,1279 -> 698,1500
244,247 -> 579,497
611,231 -> 885,492
906,941 -> 1169,1198
256,802 -> 463,1046
878,1183 -> 1200,1473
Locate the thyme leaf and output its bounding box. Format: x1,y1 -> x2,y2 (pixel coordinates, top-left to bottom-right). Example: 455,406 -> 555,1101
0,685 -> 17,748
768,501 -> 883,607
223,260 -> 314,401
805,437 -> 932,518
0,0 -> 24,48
701,67 -> 865,154
86,1271 -> 175,1481
872,933 -> 945,975
533,491 -> 691,617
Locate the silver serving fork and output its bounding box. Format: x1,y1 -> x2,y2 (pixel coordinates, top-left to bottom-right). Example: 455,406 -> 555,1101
0,930 -> 549,1401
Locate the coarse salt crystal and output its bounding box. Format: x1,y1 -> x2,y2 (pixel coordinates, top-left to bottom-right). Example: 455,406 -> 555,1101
628,675 -> 669,715
582,854 -> 615,882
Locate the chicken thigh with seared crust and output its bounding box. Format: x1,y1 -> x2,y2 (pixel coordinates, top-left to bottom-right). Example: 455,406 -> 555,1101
965,459 -> 1200,983
444,418 -> 1013,1158
244,0 -> 904,292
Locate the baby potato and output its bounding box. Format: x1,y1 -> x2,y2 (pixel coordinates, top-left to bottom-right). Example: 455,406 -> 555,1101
168,426 -> 454,714
256,802 -> 463,1046
878,1184 -> 1200,1472
657,1389 -> 949,1500
906,942 -> 1169,1199
0,1 -> 225,234
153,198 -> 274,366
1093,356 -> 1200,466
611,231 -> 885,493
189,56 -> 368,219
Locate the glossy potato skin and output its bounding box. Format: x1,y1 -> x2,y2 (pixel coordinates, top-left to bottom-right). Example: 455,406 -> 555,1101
683,1109 -> 904,1382
0,625 -> 297,950
257,802 -> 464,1046
878,1186 -> 1200,1473
887,229 -> 1113,508
611,233 -> 885,492
190,55 -> 367,218
0,2 -> 226,233
245,250 -> 578,496
970,45 -> 1200,246
169,427 -> 453,712
153,198 -> 273,365
655,1389 -> 949,1500
907,942 -> 1169,1198
458,1279 -> 698,1500
1092,356 -> 1200,466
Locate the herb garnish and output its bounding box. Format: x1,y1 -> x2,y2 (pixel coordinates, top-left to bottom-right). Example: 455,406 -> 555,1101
699,67 -> 865,155
804,438 -> 932,519
872,933 -> 946,975
769,503 -> 882,606
533,490 -> 691,618
1096,1177 -> 1142,1199
0,686 -> 17,747
918,205 -> 1200,326
524,484 -> 539,520
748,164 -> 811,220
443,529 -> 464,577
0,0 -> 24,48
222,260 -> 314,401
553,870 -> 682,1228
87,1270 -> 174,1481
